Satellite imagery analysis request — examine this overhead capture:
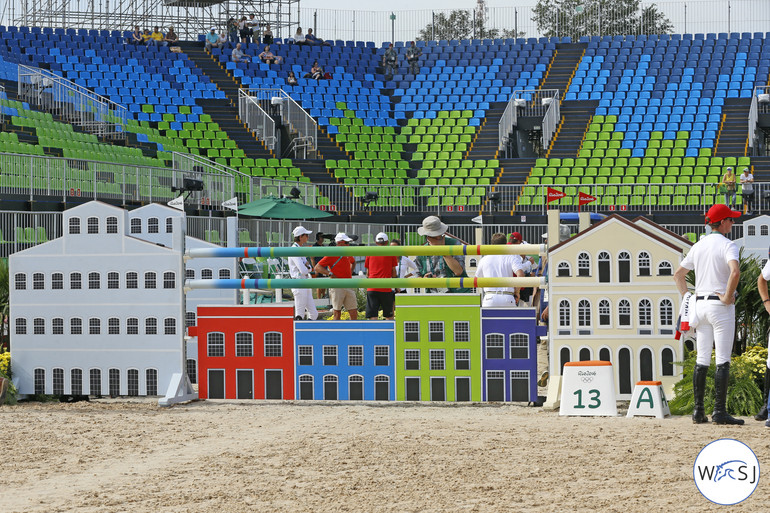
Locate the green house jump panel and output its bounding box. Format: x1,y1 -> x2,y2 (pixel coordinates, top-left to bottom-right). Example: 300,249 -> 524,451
395,294 -> 481,402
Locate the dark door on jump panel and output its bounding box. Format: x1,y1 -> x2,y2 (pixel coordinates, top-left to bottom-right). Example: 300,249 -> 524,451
324,379 -> 338,400
405,377 -> 420,400
375,378 -> 389,400
430,377 -> 446,401
456,377 -> 471,402
236,370 -> 253,399
349,378 -> 363,400
487,372 -> 505,401
299,377 -> 313,400
265,370 -> 282,399
208,370 -> 225,399
510,373 -> 529,402
619,348 -> 632,395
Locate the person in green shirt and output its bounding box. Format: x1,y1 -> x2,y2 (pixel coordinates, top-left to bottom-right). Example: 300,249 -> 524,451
416,216 -> 472,293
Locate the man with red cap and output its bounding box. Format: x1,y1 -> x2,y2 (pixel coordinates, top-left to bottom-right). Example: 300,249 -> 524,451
674,204 -> 743,425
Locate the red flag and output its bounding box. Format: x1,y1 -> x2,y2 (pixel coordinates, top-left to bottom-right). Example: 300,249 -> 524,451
547,187 -> 566,203
578,191 -> 597,206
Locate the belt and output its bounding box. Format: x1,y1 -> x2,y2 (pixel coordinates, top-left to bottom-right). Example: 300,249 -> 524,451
696,295 -> 720,301
486,291 -> 515,296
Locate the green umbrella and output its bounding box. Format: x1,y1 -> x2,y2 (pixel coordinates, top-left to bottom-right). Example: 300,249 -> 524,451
238,196 -> 333,219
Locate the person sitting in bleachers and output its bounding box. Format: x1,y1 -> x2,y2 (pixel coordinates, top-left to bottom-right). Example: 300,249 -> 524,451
129,26 -> 143,45
141,28 -> 152,45
231,43 -> 251,63
305,28 -> 330,46
205,27 -> 222,51
164,27 -> 179,45
303,61 -> 324,80
148,26 -> 165,47
258,45 -> 282,65
287,70 -> 298,86
290,27 -> 306,45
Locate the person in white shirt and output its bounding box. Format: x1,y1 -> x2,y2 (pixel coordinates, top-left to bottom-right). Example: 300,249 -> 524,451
740,167 -> 754,214
475,232 -> 526,307
288,226 -> 318,320
674,203 -> 742,425
754,257 -> 770,425
390,238 -> 418,293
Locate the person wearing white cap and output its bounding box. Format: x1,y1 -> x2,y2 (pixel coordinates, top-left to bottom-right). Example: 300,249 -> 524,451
740,167 -> 754,215
364,232 -> 398,319
288,226 -> 318,320
415,216 -> 471,293
314,233 -> 358,320
721,166 -> 736,207
474,233 -> 526,307
674,203 -> 743,425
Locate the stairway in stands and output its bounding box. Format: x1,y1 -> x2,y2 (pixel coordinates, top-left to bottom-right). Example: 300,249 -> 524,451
539,43 -> 586,93
465,102 -> 507,160
547,100 -> 600,158
715,98 -> 752,157
485,157 -> 537,213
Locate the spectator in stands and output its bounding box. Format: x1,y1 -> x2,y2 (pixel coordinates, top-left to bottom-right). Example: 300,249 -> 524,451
205,27 -> 221,51
262,24 -> 274,45
740,167 -> 755,214
248,14 -> 260,43
148,26 -> 165,47
231,43 -> 251,63
406,41 -> 422,75
141,29 -> 152,45
304,61 -> 324,80
382,43 -> 398,79
258,45 -> 282,65
314,233 -> 358,320
416,216 -> 472,293
291,27 -> 306,45
164,27 -> 179,45
305,28 -> 330,46
226,17 -> 239,44
238,16 -> 251,44
287,70 -> 298,86
721,166 -> 737,207
129,26 -> 143,45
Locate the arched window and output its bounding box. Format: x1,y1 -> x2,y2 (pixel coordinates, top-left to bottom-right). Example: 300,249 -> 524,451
108,272 -> 120,289
659,299 -> 673,327
558,299 -> 571,327
236,332 -> 253,357
559,347 -> 571,375
638,299 -> 652,328
144,272 -> 156,289
640,348 -> 654,381
69,217 -> 80,234
598,299 -> 611,326
166,217 -> 173,233
164,318 -> 176,335
618,299 -> 631,326
89,369 -> 101,396
89,318 -> 101,335
578,299 -> 591,327
638,251 -> 651,276
106,216 -> 118,234
71,369 -> 83,395
618,251 -> 631,282
109,368 -> 120,396
108,317 -> 120,334
148,217 -> 159,234
127,369 -> 139,396
598,251 -> 611,282
509,333 -> 528,359
146,369 -> 158,395
579,347 -> 592,361
33,272 -> 44,289
747,225 -> 756,236
599,347 -> 611,362
557,261 -> 571,277
207,332 -> 225,357
762,225 -> 768,236
52,272 -> 63,289
145,317 -> 157,335
265,332 -> 282,356
661,348 -> 675,376
88,271 -> 100,289
127,318 -> 139,335
163,271 -> 176,289
15,273 -> 26,290
126,272 -> 138,289
657,261 -> 673,276
70,272 -> 82,290
485,334 -> 504,359
186,269 -> 195,280
201,269 -> 213,280
577,252 -> 591,277
33,317 -> 45,334
16,318 -> 27,335
219,268 -> 231,280
130,218 -> 141,234
87,216 -> 99,234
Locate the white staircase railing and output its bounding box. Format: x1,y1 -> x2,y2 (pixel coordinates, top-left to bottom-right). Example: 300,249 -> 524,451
241,88 -> 317,159
499,89 -> 561,153
749,85 -> 770,155
172,151 -> 251,202
17,64 -> 128,139
238,89 -> 276,150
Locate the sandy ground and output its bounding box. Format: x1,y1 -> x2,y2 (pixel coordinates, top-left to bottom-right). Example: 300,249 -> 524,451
2,399 -> 770,513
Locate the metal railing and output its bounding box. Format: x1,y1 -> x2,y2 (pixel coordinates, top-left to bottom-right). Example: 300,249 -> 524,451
499,89 -> 560,152
17,64 -> 128,139
171,151 -> 244,205
749,85 -> 770,155
0,210 -> 63,257
238,89 -> 276,151
243,88 -> 317,159
0,84 -> 5,126
0,152 -> 235,208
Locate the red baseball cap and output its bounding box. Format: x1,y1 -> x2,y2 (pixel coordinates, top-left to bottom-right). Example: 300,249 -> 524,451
509,232 -> 522,243
705,204 -> 741,224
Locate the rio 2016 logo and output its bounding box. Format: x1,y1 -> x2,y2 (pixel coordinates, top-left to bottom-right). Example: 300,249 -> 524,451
693,439 -> 760,505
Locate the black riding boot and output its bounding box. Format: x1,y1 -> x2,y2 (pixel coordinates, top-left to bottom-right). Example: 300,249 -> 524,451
754,366 -> 770,421
692,364 -> 709,424
711,362 -> 744,425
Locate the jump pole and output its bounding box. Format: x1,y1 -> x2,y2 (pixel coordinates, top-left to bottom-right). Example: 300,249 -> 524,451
186,277 -> 546,290
186,244 -> 547,259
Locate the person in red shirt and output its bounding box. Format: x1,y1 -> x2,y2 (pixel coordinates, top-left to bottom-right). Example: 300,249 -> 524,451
364,232 -> 398,320
314,233 -> 358,320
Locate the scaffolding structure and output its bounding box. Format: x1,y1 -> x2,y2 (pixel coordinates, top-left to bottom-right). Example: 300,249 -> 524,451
3,0 -> 300,40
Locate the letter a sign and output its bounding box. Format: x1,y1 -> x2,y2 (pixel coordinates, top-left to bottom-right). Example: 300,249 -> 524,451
547,187 -> 565,204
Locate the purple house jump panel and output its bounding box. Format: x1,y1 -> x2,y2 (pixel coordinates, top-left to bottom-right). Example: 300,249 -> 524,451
481,308 -> 540,402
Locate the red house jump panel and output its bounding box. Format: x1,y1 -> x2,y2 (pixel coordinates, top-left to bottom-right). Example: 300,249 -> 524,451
197,305 -> 295,399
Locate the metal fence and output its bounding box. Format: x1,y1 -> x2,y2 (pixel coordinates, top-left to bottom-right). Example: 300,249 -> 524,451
170,151 -> 241,207
542,91 -> 561,151
749,85 -> 770,155
0,83 -> 5,126
0,210 -> 62,257
499,89 -> 560,153
17,64 -> 128,139
242,88 -> 317,159
238,89 -> 276,151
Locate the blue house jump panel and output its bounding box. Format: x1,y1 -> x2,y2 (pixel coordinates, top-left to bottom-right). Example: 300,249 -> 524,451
481,308 -> 540,402
294,320 -> 396,401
